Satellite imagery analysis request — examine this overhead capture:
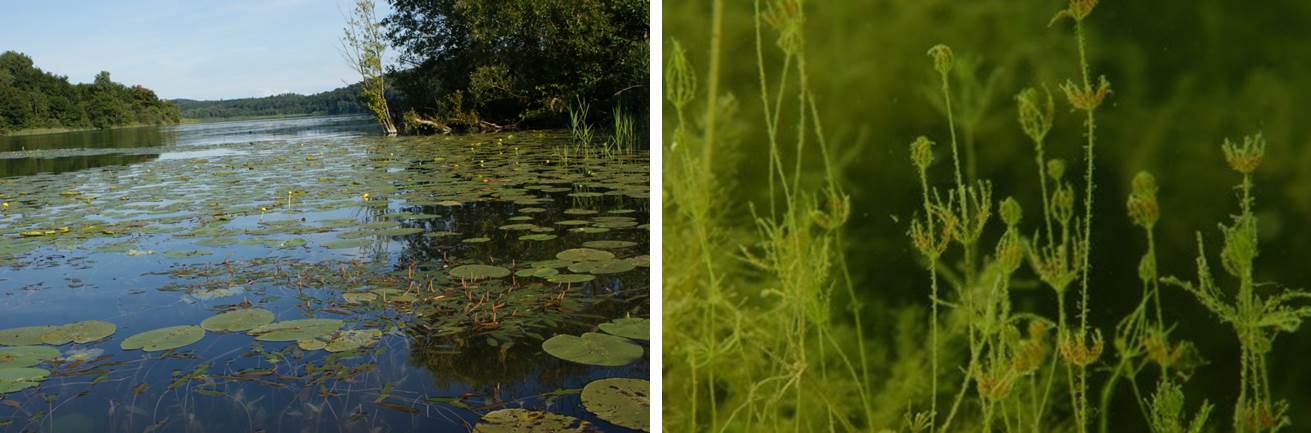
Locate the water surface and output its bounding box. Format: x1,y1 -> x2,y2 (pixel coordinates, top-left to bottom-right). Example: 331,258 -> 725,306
0,116 -> 650,432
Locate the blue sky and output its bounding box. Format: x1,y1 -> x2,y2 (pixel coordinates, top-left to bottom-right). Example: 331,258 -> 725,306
1,0 -> 393,100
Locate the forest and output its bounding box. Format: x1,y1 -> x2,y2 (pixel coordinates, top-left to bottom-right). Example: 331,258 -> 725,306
172,83 -> 368,120
0,51 -> 180,134
381,0 -> 648,131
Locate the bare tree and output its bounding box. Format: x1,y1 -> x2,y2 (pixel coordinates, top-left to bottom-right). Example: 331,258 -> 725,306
341,0 -> 396,135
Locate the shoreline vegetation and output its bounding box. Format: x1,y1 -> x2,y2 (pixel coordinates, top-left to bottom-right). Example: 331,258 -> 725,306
0,51 -> 180,135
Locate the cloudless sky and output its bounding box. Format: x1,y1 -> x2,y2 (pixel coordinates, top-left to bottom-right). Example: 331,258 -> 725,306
0,0 -> 394,100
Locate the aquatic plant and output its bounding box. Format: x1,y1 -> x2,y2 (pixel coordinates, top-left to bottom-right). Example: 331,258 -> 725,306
1162,133 -> 1311,433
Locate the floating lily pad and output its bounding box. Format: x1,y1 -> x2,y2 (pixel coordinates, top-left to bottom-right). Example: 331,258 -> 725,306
121,326 -> 206,352
343,292 -> 378,304
473,409 -> 594,433
201,308 -> 274,332
0,326 -> 56,346
518,234 -> 557,241
582,240 -> 638,249
462,237 -> 491,244
542,332 -> 643,366
581,378 -> 650,431
297,339 -> 327,351
0,346 -> 61,368
324,329 -> 382,352
515,267 -> 560,278
498,223 -> 537,231
450,264 -> 511,280
62,348 -> 104,362
40,320 -> 116,345
0,367 -> 50,393
598,318 -> 649,341
324,239 -> 373,249
548,274 -> 596,284
556,248 -> 614,262
588,260 -> 637,275
164,249 -> 211,258
192,286 -> 245,300
248,319 -> 343,342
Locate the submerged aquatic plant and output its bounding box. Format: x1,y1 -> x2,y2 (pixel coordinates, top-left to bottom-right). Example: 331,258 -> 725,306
1163,133 -> 1311,433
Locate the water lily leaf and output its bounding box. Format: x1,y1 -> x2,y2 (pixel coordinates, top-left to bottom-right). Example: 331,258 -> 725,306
248,319 -> 343,342
62,348 -> 104,362
547,274 -> 596,284
581,378 -> 650,431
556,248 -> 614,262
473,408 -> 594,433
324,239 -> 372,249
0,346 -> 61,368
588,260 -> 636,275
343,292 -> 378,304
518,234 -> 557,241
598,318 -> 649,341
201,308 -> 274,332
462,237 -> 491,244
449,264 -> 511,280
582,240 -> 638,249
515,267 -> 560,278
542,332 -> 642,366
297,339 -> 327,351
40,320 -> 116,345
0,326 -> 56,346
121,326 -> 205,352
192,286 -> 245,300
0,367 -> 50,393
163,249 -> 211,258
324,329 -> 382,352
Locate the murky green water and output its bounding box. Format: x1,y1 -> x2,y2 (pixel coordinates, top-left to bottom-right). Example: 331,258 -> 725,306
0,115 -> 650,432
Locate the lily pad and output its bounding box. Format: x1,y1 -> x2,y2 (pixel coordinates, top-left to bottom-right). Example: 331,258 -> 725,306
581,378 -> 650,431
248,319 -> 343,342
0,367 -> 50,393
121,326 -> 206,352
0,346 -> 62,368
324,239 -> 372,249
462,237 -> 491,244
343,292 -> 378,303
324,329 -> 382,352
582,240 -> 638,249
201,308 -> 274,332
598,318 -> 649,341
473,409 -> 594,433
542,332 -> 643,366
40,320 -> 116,345
548,274 -> 596,284
450,264 -> 511,280
297,339 -> 327,351
515,267 -> 560,278
556,248 -> 614,262
0,326 -> 57,346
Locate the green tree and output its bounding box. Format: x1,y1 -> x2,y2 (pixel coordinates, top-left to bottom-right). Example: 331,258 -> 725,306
383,0 -> 647,128
341,0 -> 397,135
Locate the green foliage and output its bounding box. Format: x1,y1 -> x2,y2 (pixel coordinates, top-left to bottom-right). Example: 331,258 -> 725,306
383,0 -> 647,128
342,0 -> 397,135
172,84 -> 367,119
0,51 -> 180,134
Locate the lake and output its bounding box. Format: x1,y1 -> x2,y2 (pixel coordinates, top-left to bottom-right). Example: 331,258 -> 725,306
0,115 -> 651,432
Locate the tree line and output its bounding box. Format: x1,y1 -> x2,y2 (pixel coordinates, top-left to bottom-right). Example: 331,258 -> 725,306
0,51 -> 180,134
371,0 -> 648,133
172,83 -> 368,120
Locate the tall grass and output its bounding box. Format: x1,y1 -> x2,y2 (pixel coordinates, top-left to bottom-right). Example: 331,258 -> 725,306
663,1 -> 1311,432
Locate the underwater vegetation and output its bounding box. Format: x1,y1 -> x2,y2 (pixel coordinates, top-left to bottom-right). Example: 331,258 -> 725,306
663,0 -> 1311,432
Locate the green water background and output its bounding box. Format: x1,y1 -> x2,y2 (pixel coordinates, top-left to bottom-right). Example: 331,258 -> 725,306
665,0 -> 1311,429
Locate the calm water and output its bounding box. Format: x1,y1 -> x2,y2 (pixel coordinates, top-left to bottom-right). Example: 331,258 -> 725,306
0,116 -> 650,432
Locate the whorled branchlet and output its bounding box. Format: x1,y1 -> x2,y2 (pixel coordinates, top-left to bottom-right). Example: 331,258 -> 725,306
1000,197 -> 1022,227
1127,171 -> 1159,229
910,136 -> 934,170
1052,183 -> 1075,225
995,231 -> 1025,274
1047,158 -> 1066,182
1059,329 -> 1104,367
1050,0 -> 1100,26
976,360 -> 1018,402
763,0 -> 805,54
927,44 -> 954,77
664,40 -> 697,111
1016,87 -> 1055,144
1222,133 -> 1266,174
1060,75 -> 1111,111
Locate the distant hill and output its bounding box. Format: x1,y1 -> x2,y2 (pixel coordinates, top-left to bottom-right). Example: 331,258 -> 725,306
173,83 -> 367,120
0,51 -> 180,134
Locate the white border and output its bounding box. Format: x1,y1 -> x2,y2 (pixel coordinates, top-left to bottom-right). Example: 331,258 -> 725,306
647,0 -> 663,431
